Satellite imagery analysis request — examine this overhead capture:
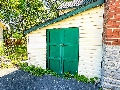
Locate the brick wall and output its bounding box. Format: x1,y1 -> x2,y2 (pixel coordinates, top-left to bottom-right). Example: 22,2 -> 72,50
102,0 -> 120,90
103,0 -> 120,45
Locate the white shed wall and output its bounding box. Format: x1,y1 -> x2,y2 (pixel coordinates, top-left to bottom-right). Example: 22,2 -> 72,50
27,30 -> 46,69
0,27 -> 3,44
27,5 -> 104,78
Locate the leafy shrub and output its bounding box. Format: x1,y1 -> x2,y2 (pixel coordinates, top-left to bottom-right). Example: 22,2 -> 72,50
64,72 -> 73,79
0,63 -> 9,68
0,43 -> 4,56
0,36 -> 27,69
17,62 -> 102,90
17,62 -> 99,84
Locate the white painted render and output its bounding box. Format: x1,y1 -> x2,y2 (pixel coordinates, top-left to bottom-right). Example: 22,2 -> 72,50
0,22 -> 8,45
27,5 -> 104,78
0,26 -> 3,44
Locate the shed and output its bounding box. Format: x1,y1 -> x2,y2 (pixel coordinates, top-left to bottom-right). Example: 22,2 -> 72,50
0,22 -> 7,44
24,0 -> 104,78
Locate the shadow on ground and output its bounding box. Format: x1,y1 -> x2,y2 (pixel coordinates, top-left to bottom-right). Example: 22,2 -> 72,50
0,69 -> 99,90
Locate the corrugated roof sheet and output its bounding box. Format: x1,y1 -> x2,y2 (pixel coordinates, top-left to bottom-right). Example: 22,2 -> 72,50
57,0 -> 97,9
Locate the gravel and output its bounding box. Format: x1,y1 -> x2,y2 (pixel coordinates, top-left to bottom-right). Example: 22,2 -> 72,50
0,69 -> 100,90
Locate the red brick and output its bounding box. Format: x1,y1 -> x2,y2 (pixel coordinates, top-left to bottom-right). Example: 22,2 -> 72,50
118,39 -> 120,42
106,39 -> 118,42
115,1 -> 120,6
112,41 -> 120,45
108,12 -> 115,16
113,29 -> 120,32
113,29 -> 120,38
113,34 -> 119,38
105,29 -> 113,34
114,9 -> 120,12
103,0 -> 120,45
113,29 -> 120,33
116,21 -> 120,25
105,34 -> 113,38
106,21 -> 114,26
104,29 -> 120,39
114,18 -> 120,21
103,41 -> 112,45
107,24 -> 120,28
114,15 -> 120,19
109,5 -> 116,10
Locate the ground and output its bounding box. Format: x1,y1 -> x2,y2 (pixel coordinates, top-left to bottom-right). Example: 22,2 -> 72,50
0,67 -> 18,77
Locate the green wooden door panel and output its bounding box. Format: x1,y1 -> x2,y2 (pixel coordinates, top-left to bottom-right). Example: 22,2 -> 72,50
64,28 -> 79,44
49,59 -> 61,74
63,45 -> 78,74
47,29 -> 61,74
63,28 -> 79,74
49,30 -> 61,44
63,61 -> 78,74
47,27 -> 79,75
49,45 -> 60,58
63,46 -> 78,60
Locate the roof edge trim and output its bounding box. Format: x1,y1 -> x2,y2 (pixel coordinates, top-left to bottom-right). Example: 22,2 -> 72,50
24,0 -> 104,35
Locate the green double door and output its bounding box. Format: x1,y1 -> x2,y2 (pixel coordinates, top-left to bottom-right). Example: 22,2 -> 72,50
46,27 -> 79,75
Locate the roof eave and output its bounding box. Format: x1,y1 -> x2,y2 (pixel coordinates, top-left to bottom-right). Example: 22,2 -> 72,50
24,0 -> 104,35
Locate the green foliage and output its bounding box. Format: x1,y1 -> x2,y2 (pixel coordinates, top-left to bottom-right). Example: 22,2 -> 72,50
0,0 -> 74,40
0,0 -> 63,36
0,40 -> 27,69
64,72 -> 73,79
64,0 -> 73,2
17,62 -> 99,84
0,43 -> 4,56
74,74 -> 89,83
0,1 -> 63,68
4,45 -> 27,61
0,0 -> 73,69
18,62 -> 60,77
64,72 -> 98,84
90,77 -> 98,84
94,77 -> 98,80
0,63 -> 9,68
90,78 -> 95,83
99,88 -> 103,90
0,1 -> 63,63
12,32 -> 23,39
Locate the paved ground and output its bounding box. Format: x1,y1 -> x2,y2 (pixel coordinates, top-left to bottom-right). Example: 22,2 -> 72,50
0,67 -> 18,77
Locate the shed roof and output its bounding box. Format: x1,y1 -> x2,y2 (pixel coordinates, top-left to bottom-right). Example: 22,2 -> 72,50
57,0 -> 97,10
24,0 -> 104,35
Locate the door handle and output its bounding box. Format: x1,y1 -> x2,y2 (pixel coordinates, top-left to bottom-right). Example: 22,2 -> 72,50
60,44 -> 67,47
60,44 -> 64,47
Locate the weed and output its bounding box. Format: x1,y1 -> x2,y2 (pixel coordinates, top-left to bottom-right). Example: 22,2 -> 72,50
99,87 -> 102,90
17,62 -> 99,84
64,72 -> 72,79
